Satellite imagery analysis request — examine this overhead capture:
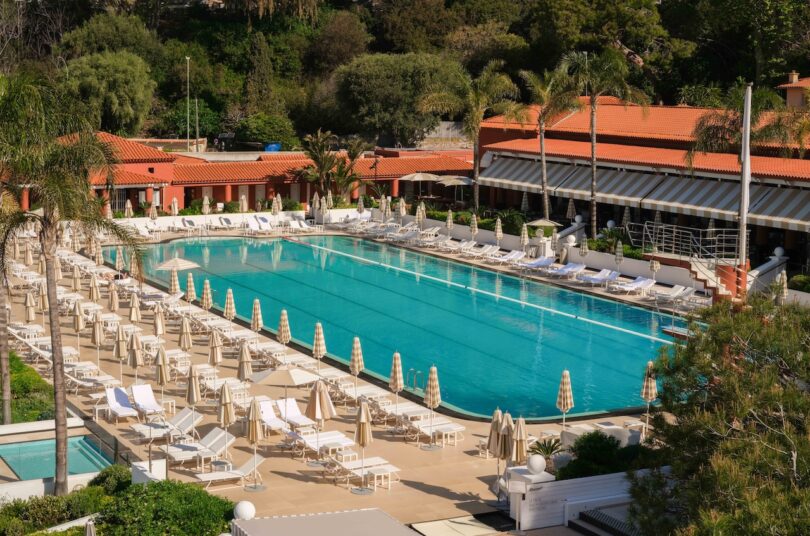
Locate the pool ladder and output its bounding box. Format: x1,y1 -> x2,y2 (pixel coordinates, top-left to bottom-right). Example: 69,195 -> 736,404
406,368 -> 425,392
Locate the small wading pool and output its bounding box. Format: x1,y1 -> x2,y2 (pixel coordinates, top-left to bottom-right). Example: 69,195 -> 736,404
0,436 -> 111,480
116,236 -> 682,419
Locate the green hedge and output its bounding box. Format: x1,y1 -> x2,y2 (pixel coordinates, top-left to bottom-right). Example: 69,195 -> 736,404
423,209 -> 537,238
788,274 -> 810,293
586,238 -> 646,260
10,352 -> 53,423
556,431 -> 659,480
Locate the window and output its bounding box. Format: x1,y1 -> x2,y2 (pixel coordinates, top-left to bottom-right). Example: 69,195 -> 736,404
109,189 -> 128,213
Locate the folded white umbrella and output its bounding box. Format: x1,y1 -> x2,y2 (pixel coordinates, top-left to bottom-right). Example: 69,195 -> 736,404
201,279 -> 212,310
108,286 -> 119,312
124,199 -> 133,218
312,322 -> 326,371
202,196 -> 210,215
250,298 -> 263,332
423,365 -> 442,450
178,316 -> 193,351
223,288 -> 236,321
446,209 -> 454,231
277,309 -> 291,346
208,330 -> 223,367
129,292 -> 141,323
349,336 -> 364,401
389,352 -> 404,416
24,291 -> 36,324
494,217 -> 503,246
168,268 -> 180,295
470,213 -> 478,239
185,273 -> 196,302
127,333 -> 143,383
237,341 -> 253,381
520,224 -> 529,251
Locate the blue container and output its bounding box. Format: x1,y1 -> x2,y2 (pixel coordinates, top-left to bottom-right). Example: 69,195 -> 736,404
264,142 -> 282,152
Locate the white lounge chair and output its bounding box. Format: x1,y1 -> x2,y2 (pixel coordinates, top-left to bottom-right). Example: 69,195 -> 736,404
275,398 -> 316,429
130,407 -> 203,441
516,256 -> 556,271
131,384 -> 166,420
193,453 -> 266,489
159,427 -> 235,465
546,263 -> 586,279
105,387 -> 139,423
651,285 -> 687,303
610,277 -> 656,294
578,269 -> 620,287
259,400 -> 290,433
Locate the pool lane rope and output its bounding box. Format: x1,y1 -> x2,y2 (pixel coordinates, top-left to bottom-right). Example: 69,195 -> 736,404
286,238 -> 673,346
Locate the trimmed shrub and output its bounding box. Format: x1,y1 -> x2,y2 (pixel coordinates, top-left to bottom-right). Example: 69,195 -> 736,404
282,198 -> 303,211
88,464 -> 131,496
64,486 -> 109,520
96,480 -> 233,536
788,274 -> 810,293
9,352 -> 53,423
17,495 -> 68,530
556,431 -> 656,480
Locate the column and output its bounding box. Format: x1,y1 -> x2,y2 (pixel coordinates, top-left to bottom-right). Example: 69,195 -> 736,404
351,180 -> 360,200
224,184 -> 232,202
391,179 -> 399,198
20,187 -> 30,211
145,186 -> 154,205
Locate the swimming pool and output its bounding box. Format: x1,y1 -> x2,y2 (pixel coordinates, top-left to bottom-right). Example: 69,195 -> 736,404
0,436 -> 111,480
127,236 -> 679,419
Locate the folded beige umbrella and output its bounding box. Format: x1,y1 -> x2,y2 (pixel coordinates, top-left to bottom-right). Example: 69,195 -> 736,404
124,199 -> 133,218
185,273 -> 196,303
114,324 -> 127,380
153,303 -> 165,337
250,298 -> 263,332
305,379 -> 337,466
186,366 -> 201,439
37,253 -> 45,274
488,408 -> 503,482
129,254 -> 139,277
53,255 -> 63,282
71,232 -> 81,254
91,311 -> 104,367
512,417 -> 528,466
470,213 -> 478,239
149,204 -> 158,220
71,300 -> 84,349
178,317 -> 193,352
349,336 -> 364,402
23,242 -> 32,265
168,268 -> 180,296
154,345 -> 169,401
312,322 -> 326,374
245,397 -> 265,489
389,352 -> 404,416
352,400 -> 374,495
498,411 -> 514,468
277,309 -> 291,346
114,246 -> 124,272
24,292 -> 36,323
129,292 -> 141,323
108,286 -> 119,312
218,383 -> 236,461
556,370 -> 574,428
237,341 -> 253,381
202,196 -> 210,215
11,237 -> 18,260
128,333 -> 143,383
494,217 -> 503,247
71,265 -> 82,292
208,331 -> 223,367
223,288 -> 235,321
201,280 -> 212,310
423,365 -> 442,451
89,275 -> 100,302
37,281 -> 48,322
95,246 -> 104,266
520,223 -> 529,251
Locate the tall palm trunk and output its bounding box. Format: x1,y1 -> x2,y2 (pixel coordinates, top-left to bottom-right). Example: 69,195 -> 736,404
472,138 -> 480,210
540,120 -> 550,220
0,279 -> 10,424
41,221 -> 68,495
589,102 -> 598,238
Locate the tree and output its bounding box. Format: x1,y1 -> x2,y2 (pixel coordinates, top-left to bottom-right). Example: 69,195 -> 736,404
448,0 -> 523,27
61,51 -> 156,135
224,0 -> 322,23
56,13 -> 161,62
445,22 -> 529,73
335,53 -> 468,145
0,79 -> 140,495
420,60 -> 521,210
332,137 -> 367,201
629,297 -> 810,534
298,129 -> 338,194
236,113 -> 299,149
375,0 -> 461,53
156,99 -> 222,139
244,33 -> 284,116
558,49 -> 649,238
308,11 -> 370,74
519,69 -> 582,220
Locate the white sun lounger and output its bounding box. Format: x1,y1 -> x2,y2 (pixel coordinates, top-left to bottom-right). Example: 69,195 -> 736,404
577,269 -> 620,287
275,398 -> 316,429
130,407 -> 203,441
650,285 -> 687,303
545,263 -> 586,278
131,384 -> 165,420
259,400 -> 290,432
193,454 -> 266,489
159,427 -> 235,466
105,387 -> 139,423
610,277 -> 656,294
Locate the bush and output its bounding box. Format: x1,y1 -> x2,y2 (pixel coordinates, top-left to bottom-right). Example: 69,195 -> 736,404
17,495 -> 68,530
556,431 -> 655,480
178,199 -> 203,216
282,198 -> 303,211
96,480 -> 233,536
89,464 -> 132,496
64,486 -> 109,520
788,274 -> 810,293
223,201 -> 240,213
9,352 -> 53,423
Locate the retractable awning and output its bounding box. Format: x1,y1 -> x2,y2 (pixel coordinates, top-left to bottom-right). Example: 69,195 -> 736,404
749,186 -> 810,232
477,158 -> 574,193
552,168 -> 666,206
639,177 -> 760,221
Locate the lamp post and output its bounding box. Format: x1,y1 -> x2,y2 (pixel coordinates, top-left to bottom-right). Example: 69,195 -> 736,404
185,56 -> 190,152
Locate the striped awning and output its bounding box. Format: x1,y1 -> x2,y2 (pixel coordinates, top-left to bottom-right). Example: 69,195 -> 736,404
749,186 -> 810,232
599,170 -> 666,206
552,166 -> 593,200
640,177 -> 749,221
478,158 -> 574,193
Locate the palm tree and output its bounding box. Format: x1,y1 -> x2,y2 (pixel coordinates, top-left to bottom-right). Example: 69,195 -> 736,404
558,49 -> 649,238
0,79 -> 141,495
420,60 -> 522,210
332,137 -> 367,202
299,129 -> 338,195
519,69 -> 582,220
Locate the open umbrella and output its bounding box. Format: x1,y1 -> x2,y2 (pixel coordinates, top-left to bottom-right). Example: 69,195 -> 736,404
305,379 -> 337,466
251,367 -> 318,413
23,292 -> 35,323
168,268 -> 180,296
223,288 -> 235,321
154,345 -> 169,401
488,408 -> 503,485
513,417 -> 528,466
186,366 -> 201,439
218,383 -> 235,461
641,361 -> 658,438
208,331 -> 223,367
108,286 -> 119,313
153,302 -> 165,337
556,370 -> 574,428
71,300 -> 84,350
178,317 -> 192,351
250,298 -> 263,332
349,337 -> 364,403
470,214 -> 478,240
115,246 -> 124,272
351,400 -> 374,495
128,333 -> 143,383
89,275 -> 100,302
312,322 -> 326,373
245,397 -> 265,490
237,341 -> 253,381
389,352 -> 404,421
155,258 -> 200,272
423,365 -> 442,451
129,292 -> 142,322
277,309 -> 291,346
124,199 -> 133,218
185,273 -> 196,303
494,217 -> 503,247
114,324 -> 127,381
91,311 -> 104,367
201,280 -> 212,310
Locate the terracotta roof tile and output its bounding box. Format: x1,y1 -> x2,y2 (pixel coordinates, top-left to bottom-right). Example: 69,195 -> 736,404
91,168 -> 170,187
171,154 -> 209,165
353,156 -> 472,178
777,77 -> 810,89
96,132 -> 175,163
485,137 -> 810,183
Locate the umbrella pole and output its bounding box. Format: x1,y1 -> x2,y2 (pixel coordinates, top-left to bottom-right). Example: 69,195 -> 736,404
96,345 -> 100,368
645,402 -> 650,439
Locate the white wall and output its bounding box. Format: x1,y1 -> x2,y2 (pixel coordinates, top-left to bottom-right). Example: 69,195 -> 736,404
118,211 -> 307,231
787,289 -> 810,306
0,473 -> 98,502
0,418 -> 84,437
564,248 -> 705,290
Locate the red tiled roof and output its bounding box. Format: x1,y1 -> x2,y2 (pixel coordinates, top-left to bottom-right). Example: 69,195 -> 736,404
91,168 -> 170,187
777,77 -> 810,89
353,156 -> 472,178
96,132 -> 175,163
172,154 -> 209,165
485,137 -> 810,183
173,160 -> 311,185
257,152 -> 314,161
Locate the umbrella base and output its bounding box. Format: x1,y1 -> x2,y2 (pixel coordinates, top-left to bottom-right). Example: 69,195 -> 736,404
244,484 -> 266,492
350,486 -> 374,496
420,443 -> 442,451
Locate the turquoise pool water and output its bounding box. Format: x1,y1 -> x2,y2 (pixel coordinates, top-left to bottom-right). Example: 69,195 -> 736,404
123,236 -> 679,419
0,436 -> 111,480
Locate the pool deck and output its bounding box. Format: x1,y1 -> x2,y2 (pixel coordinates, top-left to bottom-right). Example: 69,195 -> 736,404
5,228 -> 676,531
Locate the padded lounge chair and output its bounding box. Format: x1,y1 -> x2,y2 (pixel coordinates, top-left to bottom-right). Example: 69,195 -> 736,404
130,407 -> 203,441
131,384 -> 165,420
275,398 -> 316,429
105,387 -> 139,423
193,454 -> 266,489
259,400 -> 290,433
159,427 -> 235,465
